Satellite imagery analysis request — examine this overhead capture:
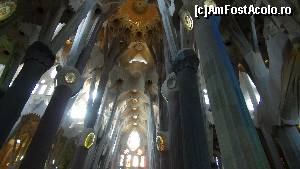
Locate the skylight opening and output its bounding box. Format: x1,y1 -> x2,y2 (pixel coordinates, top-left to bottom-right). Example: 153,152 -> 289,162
129,54 -> 148,64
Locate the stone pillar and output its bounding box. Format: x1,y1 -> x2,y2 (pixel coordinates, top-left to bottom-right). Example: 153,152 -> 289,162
67,7 -> 96,67
146,95 -> 159,169
153,43 -> 169,169
172,49 -> 211,169
19,66 -> 83,169
275,126 -> 300,169
87,69 -> 110,127
38,1 -> 66,45
101,119 -> 121,169
226,17 -> 272,119
49,0 -> 97,53
163,73 -> 184,169
90,93 -> 120,169
83,87 -> 109,169
0,42 -> 55,147
194,15 -> 271,169
110,124 -> 122,169
156,0 -> 178,59
86,37 -> 123,134
69,72 -> 97,169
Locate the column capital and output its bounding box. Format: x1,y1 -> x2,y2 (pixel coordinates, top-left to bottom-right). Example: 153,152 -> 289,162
56,66 -> 83,96
173,48 -> 199,73
24,41 -> 55,68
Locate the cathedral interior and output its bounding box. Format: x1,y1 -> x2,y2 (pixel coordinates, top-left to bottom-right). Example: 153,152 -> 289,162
0,0 -> 299,169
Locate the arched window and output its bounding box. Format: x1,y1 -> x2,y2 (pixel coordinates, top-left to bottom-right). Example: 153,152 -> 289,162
0,64 -> 5,77
119,130 -> 146,168
127,130 -> 140,151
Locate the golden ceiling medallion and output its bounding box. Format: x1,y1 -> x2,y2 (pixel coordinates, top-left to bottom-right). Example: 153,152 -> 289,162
107,0 -> 161,43
0,1 -> 17,22
180,9 -> 193,31
84,132 -> 96,149
64,72 -> 76,84
156,135 -> 166,152
204,0 -> 217,7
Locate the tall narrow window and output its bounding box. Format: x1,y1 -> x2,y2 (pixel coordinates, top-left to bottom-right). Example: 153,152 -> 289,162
120,155 -> 124,166
118,130 -> 146,168
46,85 -> 55,95
9,64 -> 23,87
50,68 -> 57,79
31,84 -> 39,94
126,155 -> 131,167
132,155 -> 139,167
0,64 -> 5,77
140,156 -> 145,167
38,85 -> 47,95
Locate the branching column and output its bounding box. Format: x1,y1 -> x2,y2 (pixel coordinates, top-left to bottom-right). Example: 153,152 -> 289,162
226,17 -> 277,128
90,92 -> 120,169
194,15 -> 270,169
100,117 -> 122,169
69,71 -> 97,169
275,126 -> 300,168
84,38 -> 124,169
0,42 -> 55,147
264,18 -> 300,169
68,10 -> 121,169
0,0 -> 98,147
146,94 -> 159,169
86,36 -> 124,129
19,6 -> 111,168
20,66 -> 83,169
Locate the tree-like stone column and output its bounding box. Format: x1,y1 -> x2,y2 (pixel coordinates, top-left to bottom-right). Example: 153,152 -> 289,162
275,126 -> 300,169
0,42 -> 55,147
173,49 -> 211,169
69,71 -> 97,169
194,15 -> 271,169
90,92 -> 120,169
146,94 -> 159,169
19,66 -> 83,169
162,73 -> 184,169
0,0 -> 99,148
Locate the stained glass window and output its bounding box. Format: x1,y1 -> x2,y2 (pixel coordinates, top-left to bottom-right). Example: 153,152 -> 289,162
118,130 -> 146,168
120,155 -> 124,166
140,156 -> 145,167
126,155 -> 131,167
127,130 -> 140,151
132,156 -> 139,167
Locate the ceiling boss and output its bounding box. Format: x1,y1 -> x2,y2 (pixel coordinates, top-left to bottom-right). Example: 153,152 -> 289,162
179,8 -> 193,31
0,1 -> 17,22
